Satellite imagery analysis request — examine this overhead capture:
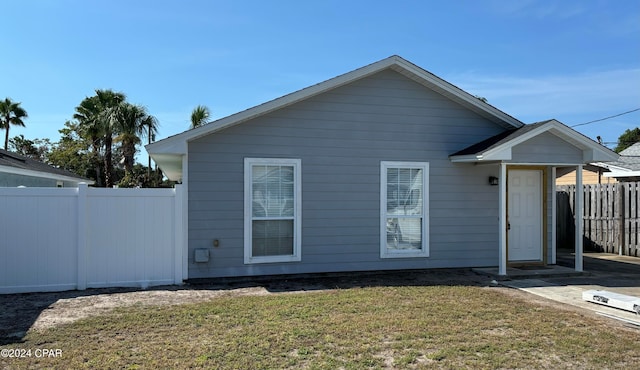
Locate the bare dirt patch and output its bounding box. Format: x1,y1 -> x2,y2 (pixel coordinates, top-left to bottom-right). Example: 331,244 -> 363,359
0,268 -> 634,344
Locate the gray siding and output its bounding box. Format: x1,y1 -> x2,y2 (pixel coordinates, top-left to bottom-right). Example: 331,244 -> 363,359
510,132 -> 583,163
0,173 -> 78,188
188,69 -> 507,278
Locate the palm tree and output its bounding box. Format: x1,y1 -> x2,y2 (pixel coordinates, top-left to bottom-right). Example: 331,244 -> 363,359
190,105 -> 210,129
74,95 -> 104,186
0,98 -> 28,150
96,89 -> 126,187
73,90 -> 125,187
114,103 -> 158,179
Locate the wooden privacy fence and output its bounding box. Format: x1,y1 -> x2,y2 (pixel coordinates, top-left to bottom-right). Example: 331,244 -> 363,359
557,183 -> 640,257
0,184 -> 185,294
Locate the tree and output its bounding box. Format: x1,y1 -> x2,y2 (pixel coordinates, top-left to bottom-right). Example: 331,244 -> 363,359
48,121 -> 95,179
73,95 -> 105,186
73,89 -> 126,187
190,105 -> 210,129
614,128 -> 640,153
8,134 -> 51,162
64,90 -> 165,187
113,103 -> 158,183
0,98 -> 28,150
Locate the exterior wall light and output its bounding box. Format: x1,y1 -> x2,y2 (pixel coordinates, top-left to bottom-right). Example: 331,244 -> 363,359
489,176 -> 499,186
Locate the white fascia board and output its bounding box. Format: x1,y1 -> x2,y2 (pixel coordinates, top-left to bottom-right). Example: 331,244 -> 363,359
449,146 -> 513,163
595,163 -> 631,172
604,170 -> 640,178
0,165 -> 92,184
590,162 -> 623,171
449,154 -> 483,163
145,137 -> 187,156
478,147 -> 513,161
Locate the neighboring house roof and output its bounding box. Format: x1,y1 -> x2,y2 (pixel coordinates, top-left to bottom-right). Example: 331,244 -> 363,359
0,148 -> 92,184
600,142 -> 640,179
449,119 -> 619,163
147,55 -> 526,181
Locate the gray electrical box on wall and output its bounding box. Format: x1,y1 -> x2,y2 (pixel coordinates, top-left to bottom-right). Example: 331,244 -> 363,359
194,249 -> 210,263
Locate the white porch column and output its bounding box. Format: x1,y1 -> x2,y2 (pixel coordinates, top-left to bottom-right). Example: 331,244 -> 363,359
551,167 -> 557,265
498,163 -> 508,275
575,164 -> 584,272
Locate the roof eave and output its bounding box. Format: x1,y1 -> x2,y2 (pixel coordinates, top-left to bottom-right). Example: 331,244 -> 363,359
0,164 -> 94,184
604,170 -> 640,178
450,119 -> 619,164
149,55 -> 525,155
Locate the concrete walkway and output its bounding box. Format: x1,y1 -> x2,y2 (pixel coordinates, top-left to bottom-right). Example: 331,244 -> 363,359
483,252 -> 640,326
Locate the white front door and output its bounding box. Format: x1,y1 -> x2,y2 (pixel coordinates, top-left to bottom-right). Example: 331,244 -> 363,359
508,169 -> 543,262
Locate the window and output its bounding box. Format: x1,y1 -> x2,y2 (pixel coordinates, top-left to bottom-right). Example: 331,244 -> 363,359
381,161 -> 429,258
244,158 -> 301,264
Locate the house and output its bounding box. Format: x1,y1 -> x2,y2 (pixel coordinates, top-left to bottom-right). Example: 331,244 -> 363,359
556,143 -> 640,184
597,143 -> 640,182
147,55 -> 618,278
0,148 -> 91,187
555,164 -> 615,185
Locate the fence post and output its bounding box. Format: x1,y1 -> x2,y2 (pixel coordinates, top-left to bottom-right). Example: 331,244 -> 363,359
173,184 -> 184,285
616,183 -> 624,255
575,165 -> 583,272
77,183 -> 88,290
551,167 -> 557,264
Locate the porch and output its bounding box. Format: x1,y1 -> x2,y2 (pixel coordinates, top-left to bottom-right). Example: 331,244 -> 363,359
449,119 -> 620,276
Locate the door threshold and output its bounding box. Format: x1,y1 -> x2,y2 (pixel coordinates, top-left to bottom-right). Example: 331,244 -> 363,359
508,262 -> 546,269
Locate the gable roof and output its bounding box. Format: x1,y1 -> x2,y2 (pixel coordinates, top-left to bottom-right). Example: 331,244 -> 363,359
147,55 -> 525,180
604,142 -> 640,171
0,149 -> 91,183
596,142 -> 640,179
449,119 -> 619,163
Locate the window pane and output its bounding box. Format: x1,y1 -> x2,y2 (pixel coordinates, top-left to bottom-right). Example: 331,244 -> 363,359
252,165 -> 294,217
387,168 -> 422,215
386,217 -> 422,250
252,220 -> 294,256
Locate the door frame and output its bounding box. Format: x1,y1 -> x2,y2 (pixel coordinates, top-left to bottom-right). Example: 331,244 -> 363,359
506,165 -> 548,266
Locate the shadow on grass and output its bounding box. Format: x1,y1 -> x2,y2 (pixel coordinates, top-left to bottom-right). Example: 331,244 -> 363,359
0,268 -> 488,346
0,287 -> 144,346
192,267 -> 489,292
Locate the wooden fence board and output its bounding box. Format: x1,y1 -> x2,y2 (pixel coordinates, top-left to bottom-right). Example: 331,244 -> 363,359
558,182 -> 639,257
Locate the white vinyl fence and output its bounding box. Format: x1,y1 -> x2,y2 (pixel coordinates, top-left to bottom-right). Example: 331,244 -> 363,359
0,184 -> 185,294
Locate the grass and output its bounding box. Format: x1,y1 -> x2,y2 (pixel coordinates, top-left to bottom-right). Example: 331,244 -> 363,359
2,285 -> 639,369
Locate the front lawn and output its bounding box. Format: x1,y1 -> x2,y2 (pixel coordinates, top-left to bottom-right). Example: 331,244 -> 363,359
2,285 -> 638,369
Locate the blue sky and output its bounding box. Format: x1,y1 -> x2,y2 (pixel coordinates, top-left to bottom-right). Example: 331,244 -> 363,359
3,0 -> 640,153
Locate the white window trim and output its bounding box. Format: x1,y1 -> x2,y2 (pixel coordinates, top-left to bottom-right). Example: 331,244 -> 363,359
244,158 -> 302,264
380,161 -> 429,258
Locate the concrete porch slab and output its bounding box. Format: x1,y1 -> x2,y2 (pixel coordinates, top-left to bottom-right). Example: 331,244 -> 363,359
501,278 -> 640,326
472,265 -> 587,280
